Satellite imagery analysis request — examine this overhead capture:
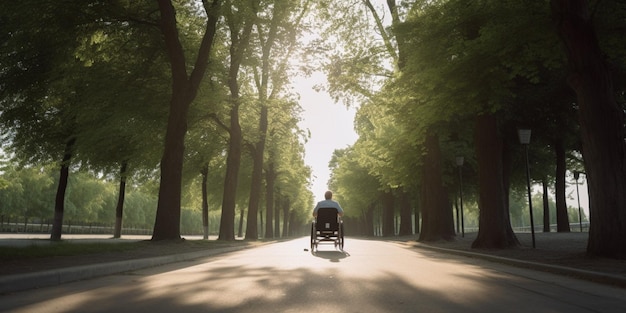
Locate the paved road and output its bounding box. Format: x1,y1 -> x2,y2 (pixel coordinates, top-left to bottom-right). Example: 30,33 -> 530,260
1,237 -> 625,313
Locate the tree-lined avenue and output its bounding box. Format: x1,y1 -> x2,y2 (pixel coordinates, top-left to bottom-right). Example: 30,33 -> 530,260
1,239 -> 625,312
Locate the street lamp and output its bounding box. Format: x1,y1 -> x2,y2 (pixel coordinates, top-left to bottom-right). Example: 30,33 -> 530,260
518,129 -> 536,248
456,156 -> 465,238
573,171 -> 585,232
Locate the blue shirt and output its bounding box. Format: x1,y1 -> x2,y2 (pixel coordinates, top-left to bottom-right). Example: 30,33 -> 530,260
313,199 -> 344,216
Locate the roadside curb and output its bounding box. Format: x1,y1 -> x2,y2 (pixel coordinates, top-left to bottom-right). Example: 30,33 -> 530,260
412,243 -> 626,289
0,244 -> 256,294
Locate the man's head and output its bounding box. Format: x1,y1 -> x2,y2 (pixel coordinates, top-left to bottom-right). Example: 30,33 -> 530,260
324,190 -> 333,200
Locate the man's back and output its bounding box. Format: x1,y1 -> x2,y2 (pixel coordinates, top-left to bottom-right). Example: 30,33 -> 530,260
316,199 -> 341,210
313,198 -> 344,217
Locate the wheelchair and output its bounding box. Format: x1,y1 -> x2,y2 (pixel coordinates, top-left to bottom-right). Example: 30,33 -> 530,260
310,207 -> 344,251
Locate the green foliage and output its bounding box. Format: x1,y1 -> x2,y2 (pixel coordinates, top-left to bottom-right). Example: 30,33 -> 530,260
328,146 -> 380,217
398,0 -> 564,125
0,161 -> 162,230
65,172 -> 116,223
0,164 -> 56,220
327,0 -> 576,199
308,0 -> 397,106
123,188 -> 158,229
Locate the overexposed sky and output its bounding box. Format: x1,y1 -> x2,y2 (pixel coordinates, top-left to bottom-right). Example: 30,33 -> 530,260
294,72 -> 358,204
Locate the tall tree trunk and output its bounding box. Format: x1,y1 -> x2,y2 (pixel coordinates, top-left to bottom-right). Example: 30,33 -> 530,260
288,211 -> 296,236
501,141 -> 513,213
364,203 -> 375,236
153,90 -> 187,240
552,0 -> 626,258
501,141 -> 518,237
113,161 -> 128,239
259,208 -> 264,237
245,105 -> 267,240
542,177 -> 551,232
554,139 -> 570,232
50,137 -> 75,241
218,2 -> 256,241
274,196 -> 281,237
282,197 -> 290,238
246,0 -> 287,241
472,114 -> 519,249
153,0 -> 220,241
201,163 -> 209,240
398,188 -> 412,235
264,162 -> 276,238
237,206 -> 245,238
381,190 -> 395,236
414,201 -> 420,234
219,109 -> 242,240
419,132 -> 455,242
245,142 -> 262,240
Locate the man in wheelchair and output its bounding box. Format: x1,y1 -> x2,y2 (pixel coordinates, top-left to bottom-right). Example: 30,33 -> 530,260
311,191 -> 344,250
313,190 -> 344,218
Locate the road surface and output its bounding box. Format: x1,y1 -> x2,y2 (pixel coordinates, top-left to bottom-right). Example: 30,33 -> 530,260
1,237 -> 625,312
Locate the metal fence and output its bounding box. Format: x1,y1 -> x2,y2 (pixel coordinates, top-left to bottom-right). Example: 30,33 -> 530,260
512,222 -> 590,233
0,222 -> 152,236
455,222 -> 589,234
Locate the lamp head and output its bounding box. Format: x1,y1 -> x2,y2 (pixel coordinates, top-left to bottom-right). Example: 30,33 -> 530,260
518,129 -> 532,145
455,156 -> 464,166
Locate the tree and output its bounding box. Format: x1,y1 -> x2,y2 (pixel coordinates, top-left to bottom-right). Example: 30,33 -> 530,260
329,146 -> 381,236
217,0 -> 258,241
262,101 -> 311,239
184,118 -> 227,239
472,115 -> 519,248
0,165 -> 55,227
71,3 -> 172,238
396,0 -> 577,247
551,0 -> 626,258
244,0 -> 308,240
152,0 -> 221,240
1,1 -> 177,240
418,134 -> 456,241
262,96 -> 311,237
0,1 -> 101,240
271,128 -> 312,236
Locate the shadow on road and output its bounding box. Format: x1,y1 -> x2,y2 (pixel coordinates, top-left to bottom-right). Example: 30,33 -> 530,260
311,249 -> 350,262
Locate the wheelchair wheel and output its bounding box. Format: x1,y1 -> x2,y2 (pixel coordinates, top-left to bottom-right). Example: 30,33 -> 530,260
339,223 -> 345,249
310,223 -> 315,250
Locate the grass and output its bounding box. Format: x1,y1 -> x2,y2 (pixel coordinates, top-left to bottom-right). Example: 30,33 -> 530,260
0,238 -> 260,262
0,241 -> 144,261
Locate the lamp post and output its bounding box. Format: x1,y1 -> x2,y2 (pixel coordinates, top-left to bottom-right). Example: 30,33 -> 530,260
573,171 -> 584,232
518,129 -> 536,248
456,156 -> 465,238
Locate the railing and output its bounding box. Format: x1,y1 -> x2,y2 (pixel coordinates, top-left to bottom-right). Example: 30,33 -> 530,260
513,222 -> 589,233
459,222 -> 589,234
0,222 -> 152,236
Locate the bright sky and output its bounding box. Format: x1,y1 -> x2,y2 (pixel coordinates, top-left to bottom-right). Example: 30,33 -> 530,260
294,72 -> 358,203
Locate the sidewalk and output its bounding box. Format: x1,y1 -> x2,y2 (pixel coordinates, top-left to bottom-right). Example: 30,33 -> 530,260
404,232 -> 626,288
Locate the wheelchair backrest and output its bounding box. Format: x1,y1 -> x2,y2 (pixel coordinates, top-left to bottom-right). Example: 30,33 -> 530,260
316,207 -> 339,230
